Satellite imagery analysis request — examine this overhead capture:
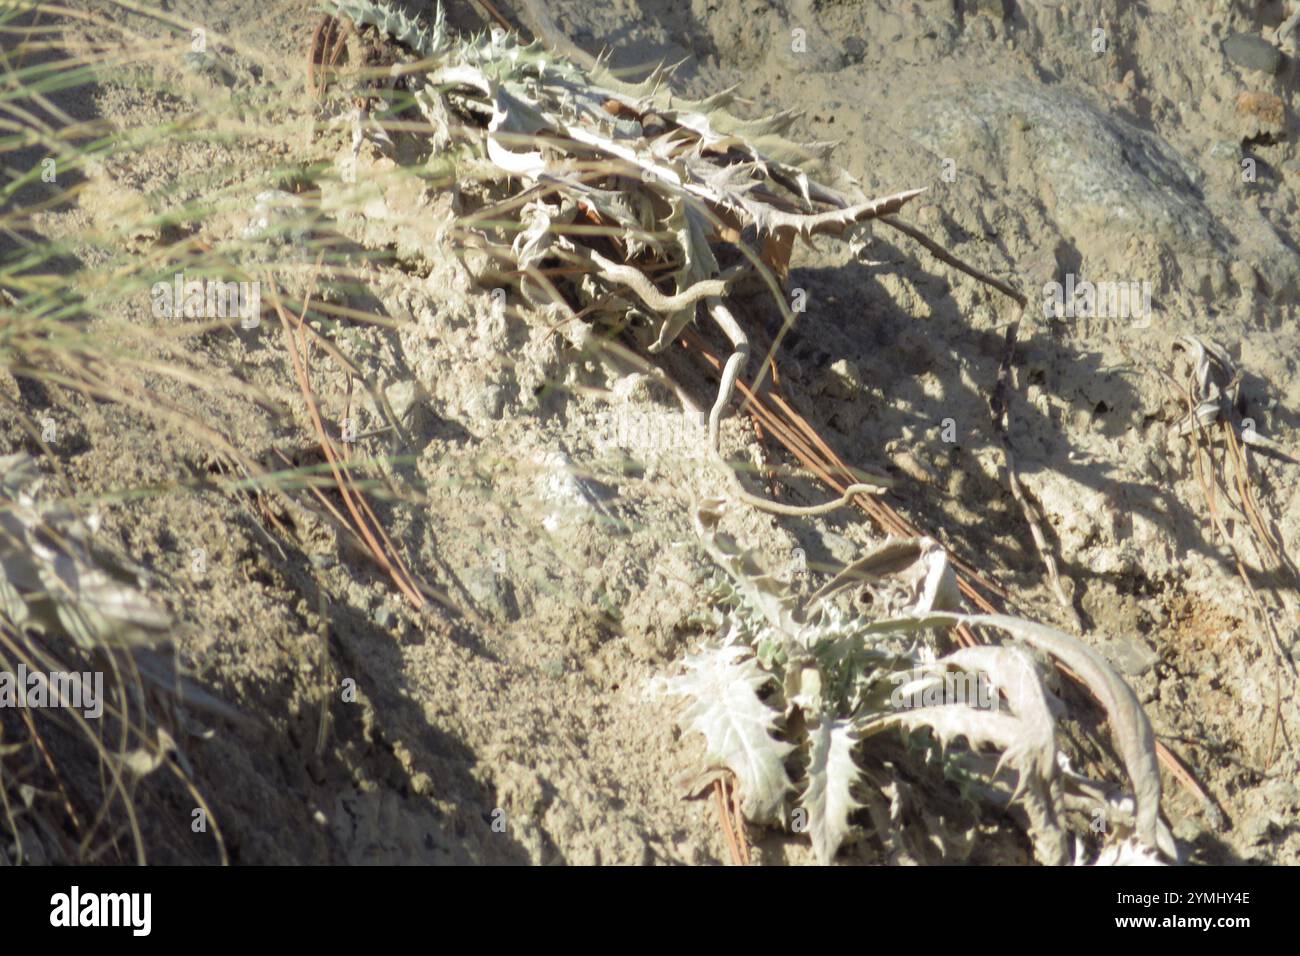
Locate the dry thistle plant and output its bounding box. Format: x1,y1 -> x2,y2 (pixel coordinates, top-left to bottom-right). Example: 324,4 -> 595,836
309,1 -> 1178,866
308,0 -> 985,514
654,500 -> 1175,865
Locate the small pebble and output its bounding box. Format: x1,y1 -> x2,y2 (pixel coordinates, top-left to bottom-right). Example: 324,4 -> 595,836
1222,33 -> 1284,74
384,380 -> 419,422
182,50 -> 236,87
1098,635 -> 1161,677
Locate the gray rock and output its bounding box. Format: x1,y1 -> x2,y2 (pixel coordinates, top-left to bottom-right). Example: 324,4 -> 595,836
1243,813 -> 1274,844
914,79 -> 1226,261
1222,33 -> 1284,75
384,380 -> 419,422
776,0 -> 849,74
534,449 -> 617,532
1172,816 -> 1205,843
242,189 -> 309,244
182,50 -> 236,87
1265,778 -> 1300,810
1208,139 -> 1238,160
463,566 -> 520,621
1097,634 -> 1161,676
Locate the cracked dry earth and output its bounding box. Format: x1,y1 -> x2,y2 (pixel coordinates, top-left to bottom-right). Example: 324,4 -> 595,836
5,0 -> 1300,864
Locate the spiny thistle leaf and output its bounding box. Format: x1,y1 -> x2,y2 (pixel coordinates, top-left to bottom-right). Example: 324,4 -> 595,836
659,642 -> 794,824
1090,837 -> 1168,866
941,645 -> 1057,792
801,716 -> 862,864
323,0 -> 447,58
857,609 -> 1168,859
948,613 -> 1167,858
693,497 -> 803,639
860,691 -> 1069,864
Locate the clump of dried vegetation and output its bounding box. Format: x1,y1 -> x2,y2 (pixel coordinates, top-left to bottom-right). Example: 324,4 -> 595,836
308,0 -> 1179,865
0,0 -> 1196,864
0,453 -> 225,863
0,0 -> 248,863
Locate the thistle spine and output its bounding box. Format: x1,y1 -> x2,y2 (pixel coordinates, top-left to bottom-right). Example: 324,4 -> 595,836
323,0 -> 443,58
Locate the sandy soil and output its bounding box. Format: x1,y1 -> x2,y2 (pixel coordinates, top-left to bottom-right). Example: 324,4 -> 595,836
4,0 -> 1299,864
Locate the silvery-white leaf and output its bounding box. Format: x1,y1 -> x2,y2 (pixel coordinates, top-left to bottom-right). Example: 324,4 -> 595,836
659,643 -> 793,823
801,717 -> 862,864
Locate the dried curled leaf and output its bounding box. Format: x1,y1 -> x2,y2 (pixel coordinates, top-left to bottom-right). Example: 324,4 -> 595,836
809,535 -> 961,614
0,453 -> 171,648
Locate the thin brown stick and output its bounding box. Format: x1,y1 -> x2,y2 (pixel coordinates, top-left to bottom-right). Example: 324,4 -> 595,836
682,330 -> 1007,614
879,216 -> 1027,308
713,778 -> 743,865
989,310 -> 1082,631
516,0 -> 600,71
471,0 -> 515,32
267,275 -> 426,610
730,773 -> 750,864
